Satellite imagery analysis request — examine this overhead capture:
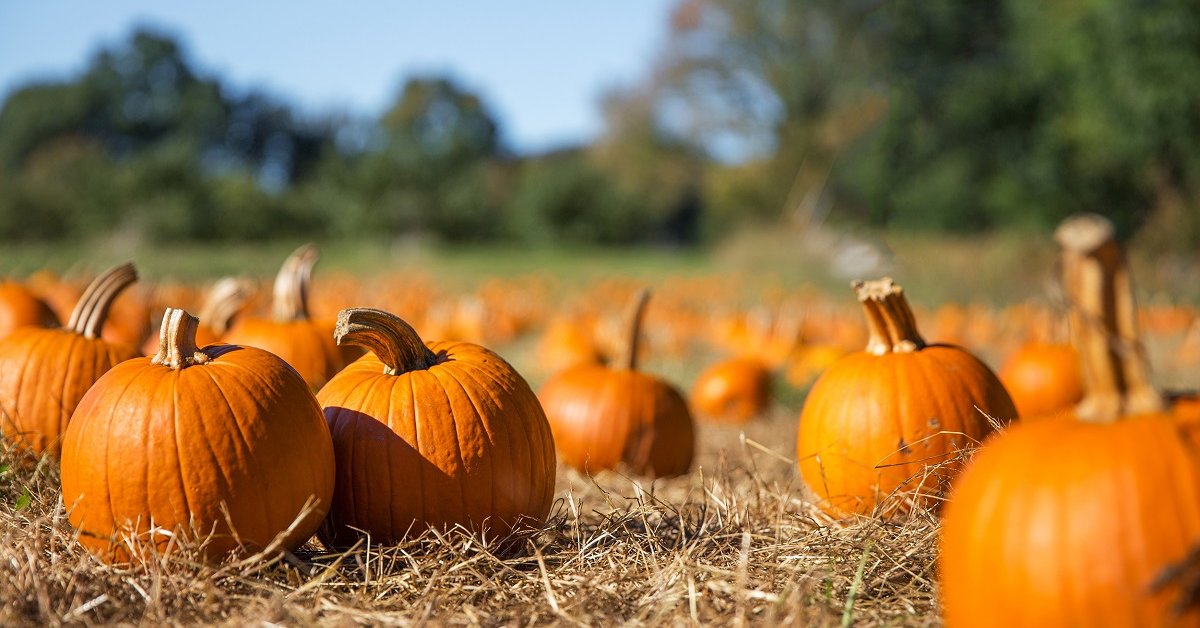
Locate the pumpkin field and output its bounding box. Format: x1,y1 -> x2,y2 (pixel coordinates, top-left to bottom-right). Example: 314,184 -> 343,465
0,223 -> 1198,626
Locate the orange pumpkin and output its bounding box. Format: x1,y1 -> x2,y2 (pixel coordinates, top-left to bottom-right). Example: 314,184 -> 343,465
60,308 -> 335,563
796,278 -> 1016,518
998,342 -> 1083,419
0,280 -> 57,341
0,263 -> 141,456
690,356 -> 772,424
224,244 -> 345,389
940,214 -> 1200,627
539,290 -> 695,478
317,308 -> 556,546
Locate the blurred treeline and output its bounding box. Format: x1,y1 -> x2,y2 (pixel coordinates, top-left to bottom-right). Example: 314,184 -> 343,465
3,0 -> 1200,247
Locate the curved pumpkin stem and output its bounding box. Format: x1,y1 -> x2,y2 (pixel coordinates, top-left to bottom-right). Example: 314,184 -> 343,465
621,289 -> 651,371
272,244 -> 318,323
151,308 -> 210,370
1055,213 -> 1163,422
66,263 -> 138,339
199,277 -> 255,336
853,278 -> 926,355
335,308 -> 435,376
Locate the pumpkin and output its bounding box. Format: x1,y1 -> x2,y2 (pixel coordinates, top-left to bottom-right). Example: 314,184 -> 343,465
796,278 -> 1016,518
0,280 -> 57,341
60,308 -> 335,563
539,289 -> 695,478
690,356 -> 772,424
316,308 -> 555,546
224,244 -> 346,389
940,213 -> 1200,627
141,276 -> 256,355
0,263 -> 141,456
998,342 -> 1083,419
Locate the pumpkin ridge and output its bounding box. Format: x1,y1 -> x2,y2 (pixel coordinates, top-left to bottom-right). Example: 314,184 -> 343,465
407,371 -> 427,529
441,362 -> 517,527
6,330 -> 51,439
325,368 -> 380,532
98,361 -> 154,543
372,369 -> 402,533
199,365 -> 271,534
56,333 -> 86,440
432,366 -> 497,525
421,368 -> 472,529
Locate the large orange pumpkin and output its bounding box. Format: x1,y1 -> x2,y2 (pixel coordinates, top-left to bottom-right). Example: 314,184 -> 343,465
0,280 -> 57,341
796,278 -> 1016,518
0,263 -> 141,456
998,342 -> 1083,419
61,308 -> 335,563
539,290 -> 695,478
224,244 -> 345,389
940,214 -> 1200,627
690,356 -> 772,424
316,308 -> 556,546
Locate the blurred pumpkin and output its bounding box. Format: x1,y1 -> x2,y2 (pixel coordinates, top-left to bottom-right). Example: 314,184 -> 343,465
61,308 -> 335,563
796,278 -> 1016,518
316,308 -> 556,547
0,280 -> 57,341
224,244 -> 346,389
539,289 -> 695,478
690,356 -> 771,424
998,342 -> 1083,419
0,263 -> 141,456
941,213 -> 1200,627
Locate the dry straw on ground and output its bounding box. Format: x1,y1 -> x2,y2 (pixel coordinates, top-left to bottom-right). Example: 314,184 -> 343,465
0,414 -> 945,626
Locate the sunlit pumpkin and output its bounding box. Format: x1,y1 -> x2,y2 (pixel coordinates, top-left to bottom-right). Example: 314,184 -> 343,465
61,308 -> 335,563
0,280 -> 57,341
0,263 -> 141,456
998,342 -> 1083,419
690,356 -> 771,424
317,308 -> 556,546
224,244 -> 346,389
941,213 -> 1200,627
539,290 -> 695,478
796,278 -> 1016,518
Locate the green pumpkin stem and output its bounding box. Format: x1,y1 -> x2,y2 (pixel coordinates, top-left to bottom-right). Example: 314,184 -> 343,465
199,277 -> 255,336
335,308 -> 435,376
66,263 -> 138,339
151,308 -> 209,370
623,288 -> 651,371
1055,214 -> 1163,422
272,243 -> 318,323
854,278 -> 926,355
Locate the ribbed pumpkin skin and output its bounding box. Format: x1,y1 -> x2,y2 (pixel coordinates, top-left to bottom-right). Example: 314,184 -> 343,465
797,345 -> 1015,517
60,344 -> 335,562
0,329 -> 139,455
224,319 -> 342,389
0,282 -> 56,341
318,340 -> 556,546
999,343 -> 1083,419
540,364 -> 695,478
940,415 -> 1200,628
690,357 -> 771,424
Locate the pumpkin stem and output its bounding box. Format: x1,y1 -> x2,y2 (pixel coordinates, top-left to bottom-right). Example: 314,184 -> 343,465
272,244 -> 318,323
853,278 -> 926,355
66,263 -> 138,339
1055,213 -> 1163,422
622,289 -> 651,371
335,308 -> 435,376
199,277 -> 255,336
151,308 -> 210,370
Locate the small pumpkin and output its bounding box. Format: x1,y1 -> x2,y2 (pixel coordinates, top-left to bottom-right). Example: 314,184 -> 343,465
0,263 -> 141,455
61,308 -> 335,563
690,356 -> 772,424
317,308 -> 556,546
539,290 -> 695,478
0,280 -> 57,341
998,342 -> 1083,419
796,278 -> 1016,518
224,244 -> 346,389
940,214 -> 1200,627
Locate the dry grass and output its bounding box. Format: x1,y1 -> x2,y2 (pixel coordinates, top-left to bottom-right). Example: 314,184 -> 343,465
0,412 -> 944,627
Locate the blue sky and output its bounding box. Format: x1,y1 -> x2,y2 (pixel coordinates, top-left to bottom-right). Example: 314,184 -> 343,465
0,2 -> 676,153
